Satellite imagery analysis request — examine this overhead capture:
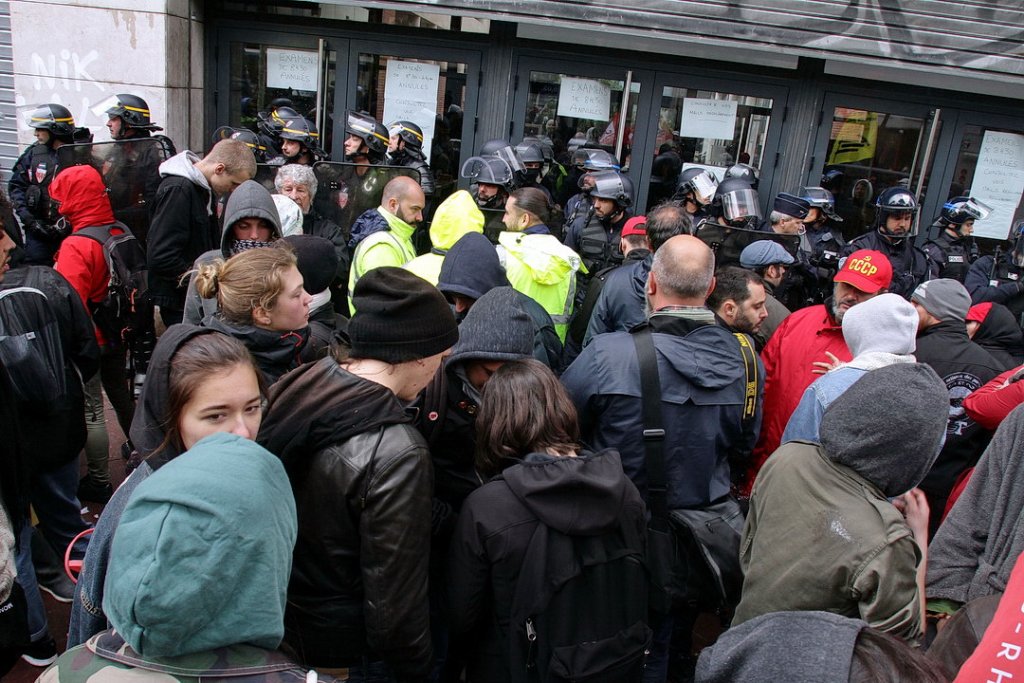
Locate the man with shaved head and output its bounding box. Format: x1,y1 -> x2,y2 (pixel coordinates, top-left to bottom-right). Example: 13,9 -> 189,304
562,235 -> 764,681
347,175 -> 426,312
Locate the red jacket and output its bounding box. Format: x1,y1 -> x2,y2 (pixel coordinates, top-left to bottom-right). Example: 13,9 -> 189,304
745,304 -> 851,493
963,365 -> 1024,431
51,165 -> 122,346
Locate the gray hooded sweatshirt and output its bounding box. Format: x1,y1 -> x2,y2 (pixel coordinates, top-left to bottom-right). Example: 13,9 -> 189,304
182,180 -> 283,325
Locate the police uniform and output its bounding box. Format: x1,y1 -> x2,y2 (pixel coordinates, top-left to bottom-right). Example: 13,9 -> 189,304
923,230 -> 978,283
9,142 -> 61,264
965,253 -> 1024,320
841,231 -> 930,300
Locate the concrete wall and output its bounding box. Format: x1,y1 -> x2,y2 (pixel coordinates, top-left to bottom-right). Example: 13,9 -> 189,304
11,0 -> 204,152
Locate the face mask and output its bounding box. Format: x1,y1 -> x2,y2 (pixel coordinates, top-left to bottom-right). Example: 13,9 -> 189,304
230,239 -> 274,255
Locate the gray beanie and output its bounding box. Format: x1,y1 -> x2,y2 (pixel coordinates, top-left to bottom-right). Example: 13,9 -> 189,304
912,278 -> 972,323
696,611 -> 865,683
841,292 -> 918,356
447,286 -> 533,366
820,363 -> 948,497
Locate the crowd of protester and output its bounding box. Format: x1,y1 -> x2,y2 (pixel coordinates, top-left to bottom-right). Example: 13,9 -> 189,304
2,95 -> 1024,683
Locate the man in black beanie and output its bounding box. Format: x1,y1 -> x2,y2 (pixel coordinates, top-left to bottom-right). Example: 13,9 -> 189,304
258,266 -> 457,681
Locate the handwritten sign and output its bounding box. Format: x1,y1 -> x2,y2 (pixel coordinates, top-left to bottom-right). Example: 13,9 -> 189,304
970,131 -> 1024,240
557,77 -> 611,121
382,60 -> 440,164
266,48 -> 318,92
680,98 -> 738,140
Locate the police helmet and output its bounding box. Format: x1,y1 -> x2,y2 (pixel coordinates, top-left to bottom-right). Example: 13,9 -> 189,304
801,186 -> 843,222
345,111 -> 389,161
479,138 -> 511,157
1009,220 -> 1024,268
941,196 -> 991,226
27,104 -> 76,140
258,106 -> 300,138
571,148 -> 620,172
874,186 -> 919,239
105,94 -> 162,132
821,169 -> 844,192
461,156 -> 515,191
589,171 -> 633,209
280,118 -> 324,157
724,163 -> 759,190
388,120 -> 424,151
521,136 -> 553,164
675,167 -> 719,205
515,142 -> 545,166
269,97 -> 294,110
714,177 -> 762,224
212,127 -> 270,163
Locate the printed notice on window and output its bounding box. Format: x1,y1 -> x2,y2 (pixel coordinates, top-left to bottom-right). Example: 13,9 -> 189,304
970,131 -> 1024,240
266,48 -> 319,92
557,77 -> 611,121
382,60 -> 440,164
680,98 -> 738,140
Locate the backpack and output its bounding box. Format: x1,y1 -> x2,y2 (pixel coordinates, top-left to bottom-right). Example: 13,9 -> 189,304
0,285 -> 67,403
509,516 -> 652,682
74,223 -> 156,384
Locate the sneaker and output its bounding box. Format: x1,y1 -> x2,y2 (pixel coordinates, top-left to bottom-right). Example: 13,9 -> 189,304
37,572 -> 75,603
77,474 -> 113,504
21,637 -> 58,667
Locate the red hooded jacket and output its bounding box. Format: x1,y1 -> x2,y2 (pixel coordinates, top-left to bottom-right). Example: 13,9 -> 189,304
51,165 -> 123,345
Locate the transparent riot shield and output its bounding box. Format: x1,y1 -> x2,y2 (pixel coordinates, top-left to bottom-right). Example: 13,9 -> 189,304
311,162 -> 420,242
694,220 -> 801,269
58,137 -> 174,249
254,163 -> 281,195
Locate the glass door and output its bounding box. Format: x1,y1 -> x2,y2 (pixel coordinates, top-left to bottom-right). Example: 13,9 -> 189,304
643,72 -> 786,212
808,94 -> 942,242
510,57 -> 654,208
342,40 -> 482,203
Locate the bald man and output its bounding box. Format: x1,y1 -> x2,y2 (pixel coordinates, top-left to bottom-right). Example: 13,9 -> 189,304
348,175 -> 426,313
561,235 -> 764,681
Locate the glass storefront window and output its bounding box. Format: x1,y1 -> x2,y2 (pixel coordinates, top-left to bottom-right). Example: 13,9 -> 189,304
356,53 -> 468,199
946,124 -> 1024,242
521,71 -> 642,172
819,107 -> 931,241
647,87 -> 772,210
228,42 -> 337,156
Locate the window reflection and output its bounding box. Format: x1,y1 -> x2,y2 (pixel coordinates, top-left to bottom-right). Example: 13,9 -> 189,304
648,87 -> 772,211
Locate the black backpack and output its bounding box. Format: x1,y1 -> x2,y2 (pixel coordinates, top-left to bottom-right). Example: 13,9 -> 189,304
74,223 -> 156,385
0,285 -> 67,403
509,517 -> 652,682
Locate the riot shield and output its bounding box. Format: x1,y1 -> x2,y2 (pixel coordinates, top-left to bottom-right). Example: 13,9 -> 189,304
254,163 -> 281,195
311,162 -> 420,242
694,220 -> 801,269
57,137 -> 174,249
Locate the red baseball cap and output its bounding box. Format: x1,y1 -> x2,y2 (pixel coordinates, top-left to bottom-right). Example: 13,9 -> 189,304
621,216 -> 647,238
834,249 -> 892,293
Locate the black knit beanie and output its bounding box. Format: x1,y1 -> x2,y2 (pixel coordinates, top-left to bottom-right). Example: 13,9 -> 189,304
282,235 -> 339,295
349,267 -> 459,362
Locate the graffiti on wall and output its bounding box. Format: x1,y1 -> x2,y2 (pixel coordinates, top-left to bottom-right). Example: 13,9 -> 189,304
14,48 -> 113,136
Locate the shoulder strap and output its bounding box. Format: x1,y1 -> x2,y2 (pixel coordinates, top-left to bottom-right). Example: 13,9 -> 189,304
733,332 -> 758,426
74,224 -> 115,246
632,327 -> 668,524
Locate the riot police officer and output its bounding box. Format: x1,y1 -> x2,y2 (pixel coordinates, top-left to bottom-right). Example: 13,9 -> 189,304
255,104 -> 300,155
801,186 -> 847,301
387,120 -> 435,196
9,103 -> 77,264
923,196 -> 989,282
672,167 -> 718,224
271,117 -> 324,166
461,155 -> 516,241
840,186 -> 931,299
214,127 -> 272,163
724,162 -> 759,189
513,141 -> 553,201
563,170 -> 633,274
562,149 -> 619,227
965,219 -> 1024,322
693,177 -> 763,268
105,94 -> 164,141
344,111 -> 389,164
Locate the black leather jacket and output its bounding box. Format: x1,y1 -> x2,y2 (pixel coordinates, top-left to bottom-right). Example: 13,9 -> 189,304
257,358 -> 433,680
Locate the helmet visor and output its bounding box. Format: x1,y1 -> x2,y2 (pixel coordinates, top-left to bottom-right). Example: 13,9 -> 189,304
491,146 -> 526,174
1012,223 -> 1024,268
721,188 -> 762,222
460,156 -> 513,185
691,172 -> 718,204
962,198 -> 992,222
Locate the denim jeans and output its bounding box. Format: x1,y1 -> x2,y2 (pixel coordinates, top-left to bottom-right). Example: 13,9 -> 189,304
15,458 -> 91,641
